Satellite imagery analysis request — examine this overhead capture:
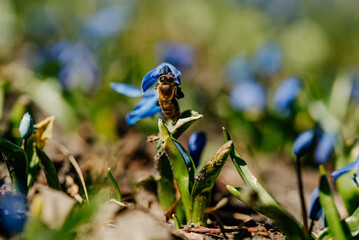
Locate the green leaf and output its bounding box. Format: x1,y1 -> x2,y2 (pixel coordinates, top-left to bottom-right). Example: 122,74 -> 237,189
318,214 -> 359,239
35,147 -> 61,191
189,141 -> 232,225
158,119 -> 191,220
222,127 -> 278,207
319,165 -> 348,239
0,137 -> 28,194
107,168 -> 122,202
227,185 -> 309,240
171,110 -> 203,139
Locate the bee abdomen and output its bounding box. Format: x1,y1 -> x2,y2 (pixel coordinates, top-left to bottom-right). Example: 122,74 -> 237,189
159,99 -> 180,122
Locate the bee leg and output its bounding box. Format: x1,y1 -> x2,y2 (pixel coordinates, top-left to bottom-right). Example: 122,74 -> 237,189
156,99 -> 160,106
175,88 -> 185,99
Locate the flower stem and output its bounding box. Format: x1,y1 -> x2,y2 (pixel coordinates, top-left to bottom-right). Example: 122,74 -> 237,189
296,156 -> 308,235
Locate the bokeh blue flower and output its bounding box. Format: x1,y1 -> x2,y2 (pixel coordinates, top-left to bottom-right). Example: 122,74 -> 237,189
229,80 -> 267,112
225,55 -> 253,83
49,42 -> 100,94
141,63 -> 181,92
110,83 -> 160,125
188,132 -> 207,167
156,42 -> 196,70
314,132 -> 336,165
252,43 -> 282,78
274,77 -> 302,115
292,130 -> 315,158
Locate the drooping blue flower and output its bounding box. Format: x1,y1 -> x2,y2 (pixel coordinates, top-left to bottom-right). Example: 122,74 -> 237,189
141,63 -> 181,92
229,79 -> 267,112
225,55 -> 253,83
308,187 -> 322,220
252,43 -> 282,78
274,77 -> 302,115
0,193 -> 27,237
188,132 -> 207,167
292,130 -> 315,158
314,132 -> 336,165
50,42 -> 100,94
19,112 -> 34,139
157,42 -> 195,70
110,83 -> 161,125
331,156 -> 359,181
173,141 -> 194,168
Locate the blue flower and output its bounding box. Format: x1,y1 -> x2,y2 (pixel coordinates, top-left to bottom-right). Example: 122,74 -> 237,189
229,80 -> 267,112
292,130 -> 315,158
81,5 -> 131,42
331,155 -> 359,182
156,42 -> 195,70
141,63 -> 181,92
188,132 -> 207,167
314,132 -> 336,165
252,43 -> 282,78
110,83 -> 161,125
308,187 -> 322,221
274,77 -> 302,115
225,55 -> 253,83
19,112 -> 34,139
173,141 -> 194,168
50,42 -> 100,94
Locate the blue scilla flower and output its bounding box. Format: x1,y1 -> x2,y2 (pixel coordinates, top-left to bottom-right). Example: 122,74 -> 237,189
110,83 -> 161,125
252,43 -> 282,78
188,132 -> 207,167
19,112 -> 34,139
308,187 -> 322,221
293,130 -> 315,158
314,132 -> 336,165
332,156 -> 359,186
50,42 -> 100,94
141,63 -> 181,92
225,55 -> 253,83
229,79 -> 267,112
274,77 -> 302,115
81,5 -> 131,42
157,42 -> 195,70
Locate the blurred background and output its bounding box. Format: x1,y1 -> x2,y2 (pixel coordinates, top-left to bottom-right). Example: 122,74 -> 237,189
1,0 -> 359,220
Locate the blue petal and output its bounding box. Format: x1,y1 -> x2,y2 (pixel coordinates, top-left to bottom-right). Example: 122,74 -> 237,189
332,156 -> 359,181
308,187 -> 322,220
274,77 -> 302,115
125,90 -> 161,125
229,80 -> 267,111
173,140 -> 193,168
19,112 -> 34,139
188,132 -> 207,167
292,130 -> 315,158
141,63 -> 181,92
225,55 -> 253,83
110,82 -> 143,97
314,132 -> 336,165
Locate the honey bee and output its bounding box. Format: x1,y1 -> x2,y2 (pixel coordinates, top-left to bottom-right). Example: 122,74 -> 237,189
156,73 -> 184,123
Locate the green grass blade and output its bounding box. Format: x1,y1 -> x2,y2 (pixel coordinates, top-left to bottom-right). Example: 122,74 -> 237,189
189,141 -> 232,225
318,214 -> 359,239
319,165 -> 348,239
35,147 -> 61,190
107,167 -> 122,202
158,119 -> 191,220
0,137 -> 28,194
227,185 -> 309,240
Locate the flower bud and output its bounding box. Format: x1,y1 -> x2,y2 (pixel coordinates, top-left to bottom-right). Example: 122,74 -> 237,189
19,112 -> 34,139
293,130 -> 315,158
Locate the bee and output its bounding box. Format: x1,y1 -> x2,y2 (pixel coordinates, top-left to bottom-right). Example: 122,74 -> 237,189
156,73 -> 184,123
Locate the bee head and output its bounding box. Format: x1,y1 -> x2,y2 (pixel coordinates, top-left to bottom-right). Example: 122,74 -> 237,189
158,73 -> 175,83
